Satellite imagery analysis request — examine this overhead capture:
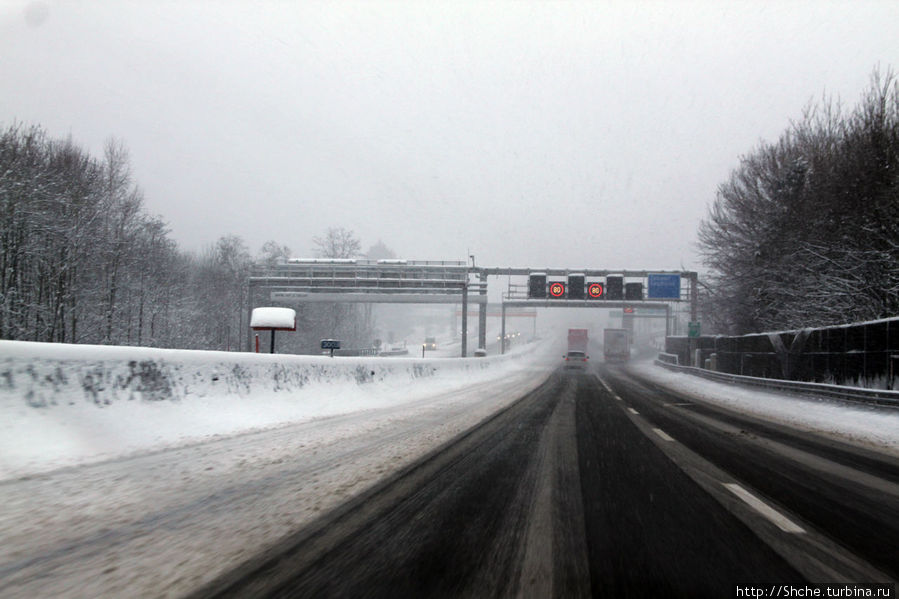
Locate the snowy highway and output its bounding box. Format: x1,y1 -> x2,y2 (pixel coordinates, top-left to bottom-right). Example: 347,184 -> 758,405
5,4 -> 899,597
2,354 -> 899,597
191,366 -> 899,597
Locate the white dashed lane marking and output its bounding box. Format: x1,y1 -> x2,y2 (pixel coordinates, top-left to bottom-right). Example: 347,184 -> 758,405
724,483 -> 806,534
653,428 -> 675,442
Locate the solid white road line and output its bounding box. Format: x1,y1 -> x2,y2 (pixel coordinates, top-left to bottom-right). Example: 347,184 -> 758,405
653,428 -> 675,442
723,483 -> 806,534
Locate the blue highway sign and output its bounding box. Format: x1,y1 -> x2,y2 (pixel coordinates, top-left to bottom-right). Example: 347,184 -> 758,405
647,274 -> 681,299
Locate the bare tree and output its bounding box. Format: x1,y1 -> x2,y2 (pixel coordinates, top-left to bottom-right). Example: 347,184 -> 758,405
302,227 -> 371,350
188,235 -> 252,350
698,67 -> 899,333
313,227 -> 361,259
258,240 -> 291,267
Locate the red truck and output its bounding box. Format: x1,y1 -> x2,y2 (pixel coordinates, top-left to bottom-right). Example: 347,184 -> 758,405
564,329 -> 590,369
568,328 -> 589,353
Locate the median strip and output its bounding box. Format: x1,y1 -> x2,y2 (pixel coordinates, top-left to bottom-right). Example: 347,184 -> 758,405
723,483 -> 805,534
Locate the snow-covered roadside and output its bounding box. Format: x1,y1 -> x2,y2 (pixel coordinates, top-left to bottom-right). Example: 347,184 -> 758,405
627,360 -> 899,457
0,339 -> 540,480
0,360 -> 554,599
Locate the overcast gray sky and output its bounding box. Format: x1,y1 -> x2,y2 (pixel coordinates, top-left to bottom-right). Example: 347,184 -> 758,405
2,0 -> 897,270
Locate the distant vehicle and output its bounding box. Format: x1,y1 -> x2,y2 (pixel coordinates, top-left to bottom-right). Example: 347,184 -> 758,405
568,328 -> 588,353
474,348 -> 487,357
379,344 -> 409,356
563,350 -> 588,369
603,328 -> 630,362
424,337 -> 437,350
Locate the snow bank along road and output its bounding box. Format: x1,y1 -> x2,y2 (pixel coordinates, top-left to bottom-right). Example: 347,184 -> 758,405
0,339 -> 540,479
3,355 -> 898,597
0,357 -> 550,599
193,365 -> 898,598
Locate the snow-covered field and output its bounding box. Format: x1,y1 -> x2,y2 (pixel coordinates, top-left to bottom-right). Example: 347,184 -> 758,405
627,360 -> 899,457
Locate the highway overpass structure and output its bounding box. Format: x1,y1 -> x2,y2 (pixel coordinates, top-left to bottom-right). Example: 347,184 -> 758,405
247,260 -> 698,358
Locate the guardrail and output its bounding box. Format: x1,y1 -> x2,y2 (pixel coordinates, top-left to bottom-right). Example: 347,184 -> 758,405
653,359 -> 899,409
657,352 -> 679,365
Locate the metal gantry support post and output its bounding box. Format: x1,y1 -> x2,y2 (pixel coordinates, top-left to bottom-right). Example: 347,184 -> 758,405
665,303 -> 671,338
246,280 -> 256,353
478,271 -> 488,353
501,302 -> 507,354
690,271 -> 699,326
689,271 -> 699,366
461,282 -> 468,358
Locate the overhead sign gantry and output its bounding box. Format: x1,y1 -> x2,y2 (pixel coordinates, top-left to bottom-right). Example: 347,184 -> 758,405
477,267 -> 698,354
247,260 -> 698,358
247,259 -> 486,356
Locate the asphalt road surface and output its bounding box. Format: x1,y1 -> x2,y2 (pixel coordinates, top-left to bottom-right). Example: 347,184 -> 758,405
194,364 -> 898,598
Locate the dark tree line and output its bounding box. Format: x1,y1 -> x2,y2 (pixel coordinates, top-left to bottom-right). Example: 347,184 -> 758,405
0,123 -> 380,351
698,68 -> 899,334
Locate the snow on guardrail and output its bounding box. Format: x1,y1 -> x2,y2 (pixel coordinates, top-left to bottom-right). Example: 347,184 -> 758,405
654,358 -> 899,409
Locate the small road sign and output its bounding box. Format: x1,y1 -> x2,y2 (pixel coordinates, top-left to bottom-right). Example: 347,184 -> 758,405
549,282 -> 566,298
587,282 -> 604,298
321,338 -> 341,357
